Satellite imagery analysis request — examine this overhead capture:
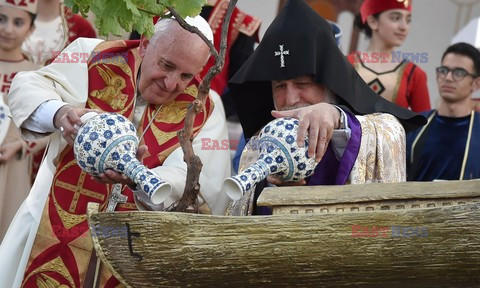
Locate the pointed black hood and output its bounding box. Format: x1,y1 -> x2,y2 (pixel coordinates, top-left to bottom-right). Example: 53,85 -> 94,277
229,0 -> 426,138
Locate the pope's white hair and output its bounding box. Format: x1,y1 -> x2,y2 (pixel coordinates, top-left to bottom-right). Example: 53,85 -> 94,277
150,16 -> 213,46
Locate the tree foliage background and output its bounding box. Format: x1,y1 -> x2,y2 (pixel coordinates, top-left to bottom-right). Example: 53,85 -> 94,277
65,0 -> 207,37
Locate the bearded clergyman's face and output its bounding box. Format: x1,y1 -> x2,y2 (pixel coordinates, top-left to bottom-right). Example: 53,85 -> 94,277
272,75 -> 328,111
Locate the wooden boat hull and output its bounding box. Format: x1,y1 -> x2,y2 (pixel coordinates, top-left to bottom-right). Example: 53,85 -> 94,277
87,200 -> 480,287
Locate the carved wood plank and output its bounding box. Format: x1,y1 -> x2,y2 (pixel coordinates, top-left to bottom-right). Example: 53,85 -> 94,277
87,202 -> 480,287
257,179 -> 480,206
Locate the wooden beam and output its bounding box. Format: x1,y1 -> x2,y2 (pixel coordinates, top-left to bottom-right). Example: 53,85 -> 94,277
87,200 -> 480,287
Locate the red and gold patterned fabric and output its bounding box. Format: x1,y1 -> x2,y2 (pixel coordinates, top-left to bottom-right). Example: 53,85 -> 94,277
21,40 -> 213,288
199,0 -> 261,95
1,0 -> 38,14
64,7 -> 97,47
347,52 -> 430,113
360,0 -> 412,23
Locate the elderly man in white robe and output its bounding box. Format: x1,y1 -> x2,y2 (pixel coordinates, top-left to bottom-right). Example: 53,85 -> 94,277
0,16 -> 231,287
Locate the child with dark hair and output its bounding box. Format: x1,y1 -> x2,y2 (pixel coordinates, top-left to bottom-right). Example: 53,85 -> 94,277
0,0 -> 47,241
21,0 -> 96,66
348,0 -> 430,113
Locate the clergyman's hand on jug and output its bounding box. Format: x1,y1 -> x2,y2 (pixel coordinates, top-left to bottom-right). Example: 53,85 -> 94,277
53,105 -> 98,146
271,103 -> 340,162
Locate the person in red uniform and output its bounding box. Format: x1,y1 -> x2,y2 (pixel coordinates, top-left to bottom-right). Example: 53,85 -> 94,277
348,0 -> 430,112
199,0 -> 261,119
22,0 -> 96,66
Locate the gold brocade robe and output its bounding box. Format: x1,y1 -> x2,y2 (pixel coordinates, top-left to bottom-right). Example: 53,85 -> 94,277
229,113 -> 406,216
20,40 -> 213,288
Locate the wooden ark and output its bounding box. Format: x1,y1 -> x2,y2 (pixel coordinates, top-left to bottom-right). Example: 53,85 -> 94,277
87,179 -> 480,287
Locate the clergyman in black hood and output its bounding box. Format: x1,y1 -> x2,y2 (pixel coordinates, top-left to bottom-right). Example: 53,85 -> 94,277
228,0 -> 426,214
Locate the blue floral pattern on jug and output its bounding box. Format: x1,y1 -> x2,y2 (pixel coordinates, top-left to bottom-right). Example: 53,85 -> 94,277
0,103 -> 12,143
223,117 -> 319,200
73,113 -> 171,204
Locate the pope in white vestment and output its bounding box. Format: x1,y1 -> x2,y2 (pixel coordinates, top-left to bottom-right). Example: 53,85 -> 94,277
0,24 -> 232,287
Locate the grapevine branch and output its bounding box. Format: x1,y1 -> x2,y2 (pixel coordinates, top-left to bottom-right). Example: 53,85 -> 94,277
165,0 -> 238,213
67,0 -> 237,214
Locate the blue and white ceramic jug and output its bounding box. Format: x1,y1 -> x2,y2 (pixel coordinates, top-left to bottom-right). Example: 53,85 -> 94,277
73,112 -> 171,204
223,117 -> 318,201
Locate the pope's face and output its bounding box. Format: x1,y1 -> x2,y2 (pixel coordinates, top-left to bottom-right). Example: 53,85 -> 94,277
272,75 -> 328,111
138,23 -> 210,105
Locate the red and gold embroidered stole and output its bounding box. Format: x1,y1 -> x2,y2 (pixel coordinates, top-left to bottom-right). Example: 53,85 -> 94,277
200,0 -> 261,95
22,40 -> 213,288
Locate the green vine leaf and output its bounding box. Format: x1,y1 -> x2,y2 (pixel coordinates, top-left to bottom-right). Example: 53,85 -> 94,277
170,0 -> 206,18
64,0 -> 207,37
